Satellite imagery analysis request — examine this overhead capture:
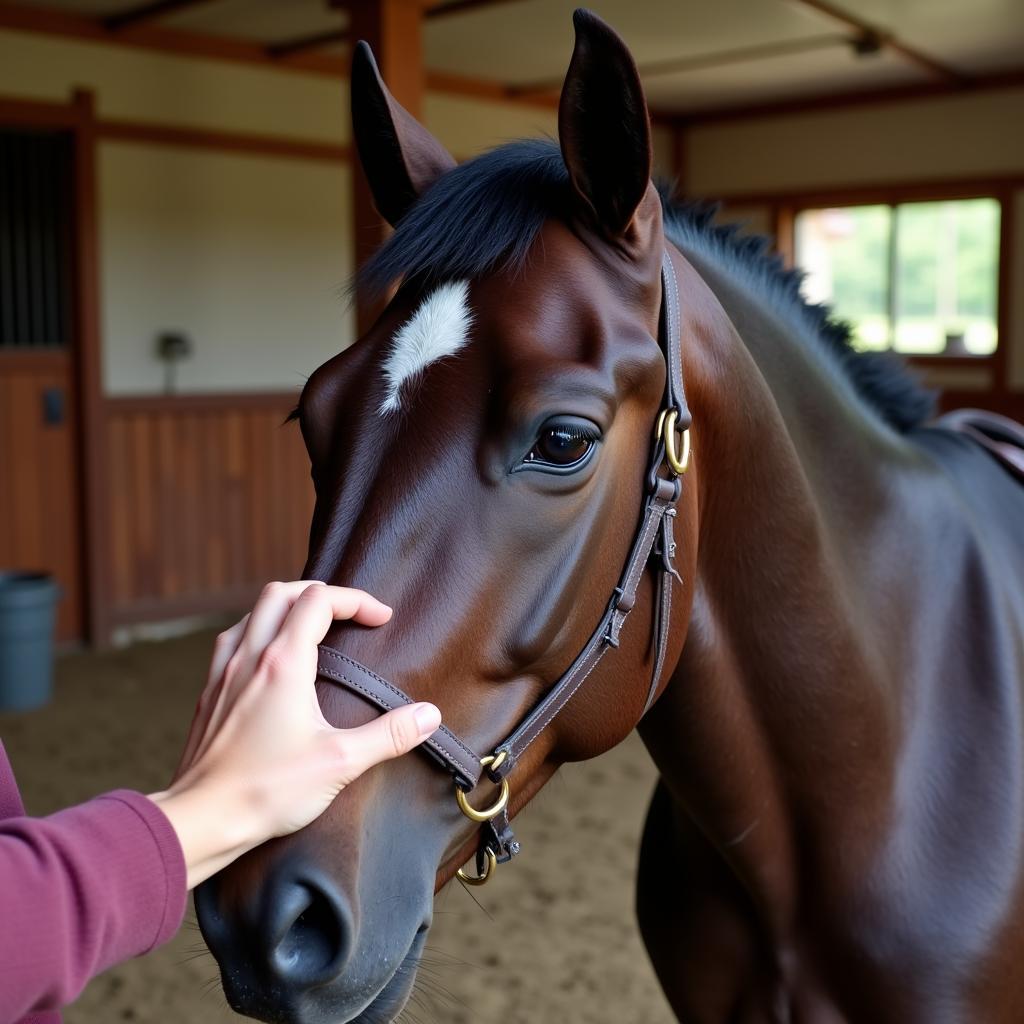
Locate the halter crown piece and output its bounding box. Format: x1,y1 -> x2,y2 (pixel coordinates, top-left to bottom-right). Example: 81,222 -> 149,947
316,249 -> 691,885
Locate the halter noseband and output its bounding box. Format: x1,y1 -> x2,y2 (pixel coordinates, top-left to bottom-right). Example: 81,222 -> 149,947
316,248 -> 691,885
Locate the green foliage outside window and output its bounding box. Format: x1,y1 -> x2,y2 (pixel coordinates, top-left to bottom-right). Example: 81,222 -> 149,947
795,198 -> 1000,356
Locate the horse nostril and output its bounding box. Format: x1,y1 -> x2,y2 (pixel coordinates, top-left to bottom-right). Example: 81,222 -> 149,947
269,880 -> 351,986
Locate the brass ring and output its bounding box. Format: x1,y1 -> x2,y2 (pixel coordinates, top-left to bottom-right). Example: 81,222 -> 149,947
662,409 -> 691,475
455,754 -> 510,823
456,847 -> 497,886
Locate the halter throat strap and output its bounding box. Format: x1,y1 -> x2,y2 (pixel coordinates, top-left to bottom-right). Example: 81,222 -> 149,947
315,247 -> 690,867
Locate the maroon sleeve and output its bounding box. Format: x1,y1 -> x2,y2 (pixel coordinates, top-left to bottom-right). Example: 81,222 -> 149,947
0,789 -> 187,1023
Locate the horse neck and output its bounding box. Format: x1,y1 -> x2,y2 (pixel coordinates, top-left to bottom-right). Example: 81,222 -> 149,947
639,242 -> 920,938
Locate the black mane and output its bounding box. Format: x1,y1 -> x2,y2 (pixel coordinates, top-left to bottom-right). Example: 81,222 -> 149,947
359,139 -> 934,433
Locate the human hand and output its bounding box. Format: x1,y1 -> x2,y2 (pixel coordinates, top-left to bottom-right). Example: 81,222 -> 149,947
149,582 -> 440,889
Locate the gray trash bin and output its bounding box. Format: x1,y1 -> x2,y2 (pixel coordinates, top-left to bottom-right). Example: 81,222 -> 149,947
0,572 -> 60,712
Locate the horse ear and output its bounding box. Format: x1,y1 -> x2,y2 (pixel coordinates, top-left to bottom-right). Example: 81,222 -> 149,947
559,9 -> 653,239
351,41 -> 456,227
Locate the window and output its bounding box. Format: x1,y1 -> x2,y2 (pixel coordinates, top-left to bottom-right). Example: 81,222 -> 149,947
0,129 -> 74,350
794,198 -> 1000,357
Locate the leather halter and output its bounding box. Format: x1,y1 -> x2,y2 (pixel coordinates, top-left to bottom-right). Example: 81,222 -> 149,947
316,248 -> 691,883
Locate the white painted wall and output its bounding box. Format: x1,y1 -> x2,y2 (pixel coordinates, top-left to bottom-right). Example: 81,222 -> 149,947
686,88 -> 1024,196
99,143 -> 353,395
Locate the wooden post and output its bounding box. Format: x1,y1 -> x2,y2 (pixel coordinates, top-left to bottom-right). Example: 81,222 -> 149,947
343,0 -> 430,335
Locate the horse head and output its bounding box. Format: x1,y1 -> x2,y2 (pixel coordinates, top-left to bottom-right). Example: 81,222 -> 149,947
196,11 -> 698,1022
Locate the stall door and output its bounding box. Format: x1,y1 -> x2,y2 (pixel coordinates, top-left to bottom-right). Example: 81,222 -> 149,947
0,127 -> 83,642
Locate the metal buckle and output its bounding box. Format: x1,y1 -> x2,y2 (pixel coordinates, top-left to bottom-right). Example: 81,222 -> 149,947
454,752 -> 510,823
655,408 -> 691,476
457,846 -> 497,887
454,751 -> 511,887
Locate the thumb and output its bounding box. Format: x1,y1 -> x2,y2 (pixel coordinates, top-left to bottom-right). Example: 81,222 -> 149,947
331,703 -> 442,785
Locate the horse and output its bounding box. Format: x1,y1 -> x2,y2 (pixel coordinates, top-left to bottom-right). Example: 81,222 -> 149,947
195,10 -> 1024,1023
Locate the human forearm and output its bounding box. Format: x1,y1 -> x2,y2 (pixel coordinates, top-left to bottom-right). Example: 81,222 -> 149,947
0,792 -> 186,1023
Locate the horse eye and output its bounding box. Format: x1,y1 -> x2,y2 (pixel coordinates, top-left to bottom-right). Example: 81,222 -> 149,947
523,421 -> 600,470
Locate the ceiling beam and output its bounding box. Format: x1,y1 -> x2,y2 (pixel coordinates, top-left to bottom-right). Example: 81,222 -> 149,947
786,0 -> 966,83
270,0 -> 527,59
4,2 -> 1021,126
679,67 -> 1024,127
103,0 -> 219,33
426,0 -> 527,18
511,32 -> 851,97
266,27 -> 347,60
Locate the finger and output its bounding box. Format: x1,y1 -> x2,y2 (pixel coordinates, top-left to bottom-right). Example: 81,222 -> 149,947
206,614 -> 249,690
175,616 -> 250,779
329,703 -> 441,786
235,581 -> 327,669
191,582 -> 330,764
271,585 -> 393,668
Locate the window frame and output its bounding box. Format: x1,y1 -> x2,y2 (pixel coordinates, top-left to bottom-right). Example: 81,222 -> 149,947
769,181 -> 1013,390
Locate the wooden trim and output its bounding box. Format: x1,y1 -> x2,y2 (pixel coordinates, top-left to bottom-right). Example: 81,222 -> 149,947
109,583 -> 263,626
511,33 -> 848,97
427,0 -> 527,17
0,95 -> 88,128
424,69 -> 558,110
270,0 -> 527,59
105,391 -> 300,416
0,3 -> 349,77
0,349 -> 69,370
769,182 -> 1015,393
906,355 -> 999,371
103,0 -> 217,32
98,118 -> 351,163
994,184 -> 1014,394
710,175 -> 1024,209
267,28 -> 347,60
69,89 -> 110,647
683,68 -> 1024,127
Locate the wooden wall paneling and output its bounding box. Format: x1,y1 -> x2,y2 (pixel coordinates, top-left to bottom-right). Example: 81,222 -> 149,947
201,408 -> 226,593
223,410 -> 245,588
155,410 -> 179,597
128,411 -> 154,599
178,411 -> 203,597
101,396 -> 313,626
107,411 -> 132,606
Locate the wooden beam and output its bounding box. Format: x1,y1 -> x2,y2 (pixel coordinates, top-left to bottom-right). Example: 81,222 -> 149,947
786,0 -> 965,83
511,32 -> 850,97
427,0 -> 528,18
103,0 -> 218,32
0,2 -> 348,76
345,0 -> 431,334
271,0 -> 527,59
705,174 -> 1024,211
681,67 -> 1024,126
267,27 -> 348,60
97,118 -> 351,163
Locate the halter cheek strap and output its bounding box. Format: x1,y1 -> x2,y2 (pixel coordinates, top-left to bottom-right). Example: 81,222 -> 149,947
315,248 -> 690,882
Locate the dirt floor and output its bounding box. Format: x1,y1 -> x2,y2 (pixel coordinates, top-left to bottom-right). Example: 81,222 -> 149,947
0,629 -> 676,1024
